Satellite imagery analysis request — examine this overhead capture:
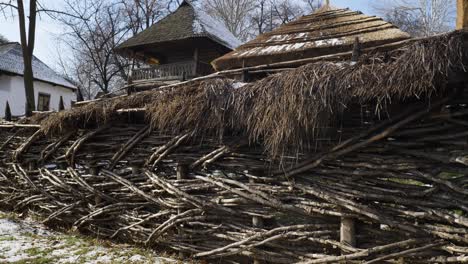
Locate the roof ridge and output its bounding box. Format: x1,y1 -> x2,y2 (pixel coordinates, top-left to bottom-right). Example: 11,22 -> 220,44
0,41 -> 20,46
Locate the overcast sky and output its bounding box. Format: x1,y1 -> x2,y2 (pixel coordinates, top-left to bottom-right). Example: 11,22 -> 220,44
0,0 -> 446,70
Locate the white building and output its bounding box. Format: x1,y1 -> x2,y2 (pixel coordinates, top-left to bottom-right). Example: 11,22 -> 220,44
0,42 -> 77,118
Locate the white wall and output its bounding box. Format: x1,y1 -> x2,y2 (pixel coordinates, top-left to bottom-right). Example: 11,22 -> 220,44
0,74 -> 77,118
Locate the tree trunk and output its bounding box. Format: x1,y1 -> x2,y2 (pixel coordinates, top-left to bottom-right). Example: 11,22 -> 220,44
17,0 -> 37,117
457,0 -> 468,29
22,59 -> 35,116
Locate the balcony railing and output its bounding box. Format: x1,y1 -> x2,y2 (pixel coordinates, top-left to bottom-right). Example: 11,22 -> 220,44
131,61 -> 213,82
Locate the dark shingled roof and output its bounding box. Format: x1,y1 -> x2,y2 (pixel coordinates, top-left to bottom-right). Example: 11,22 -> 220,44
212,6 -> 411,71
0,42 -> 76,90
117,0 -> 241,51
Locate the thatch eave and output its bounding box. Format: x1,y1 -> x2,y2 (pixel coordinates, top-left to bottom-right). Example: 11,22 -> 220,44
41,30 -> 468,157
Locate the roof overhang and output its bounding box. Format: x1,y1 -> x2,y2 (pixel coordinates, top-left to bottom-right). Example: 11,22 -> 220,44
0,69 -> 77,91
116,37 -> 232,61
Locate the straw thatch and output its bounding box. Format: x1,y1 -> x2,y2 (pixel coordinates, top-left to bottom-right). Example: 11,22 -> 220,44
212,6 -> 411,71
40,31 -> 467,157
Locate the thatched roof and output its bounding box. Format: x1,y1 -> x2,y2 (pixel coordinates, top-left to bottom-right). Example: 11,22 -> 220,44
116,0 -> 241,54
41,31 -> 467,156
212,6 -> 411,71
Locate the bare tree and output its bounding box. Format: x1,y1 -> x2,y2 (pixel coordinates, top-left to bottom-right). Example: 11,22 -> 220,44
120,0 -> 166,36
59,0 -> 130,95
270,0 -> 304,25
302,0 -> 323,13
0,0 -> 38,116
204,0 -> 256,41
375,0 -> 455,37
55,0 -> 182,99
250,0 -> 270,35
248,0 -> 311,38
0,0 -> 79,115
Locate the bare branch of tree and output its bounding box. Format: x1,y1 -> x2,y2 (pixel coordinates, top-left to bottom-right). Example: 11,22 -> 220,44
374,0 -> 455,37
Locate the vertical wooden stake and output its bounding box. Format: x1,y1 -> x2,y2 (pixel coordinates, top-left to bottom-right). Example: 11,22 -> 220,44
88,162 -> 101,205
89,165 -> 99,176
177,164 -> 188,259
250,177 -> 264,264
241,59 -> 250,82
457,0 -> 468,30
252,215 -> 264,264
340,217 -> 356,251
28,160 -> 36,171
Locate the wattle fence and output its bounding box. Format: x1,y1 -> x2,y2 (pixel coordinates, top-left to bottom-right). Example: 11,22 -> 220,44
0,96 -> 467,263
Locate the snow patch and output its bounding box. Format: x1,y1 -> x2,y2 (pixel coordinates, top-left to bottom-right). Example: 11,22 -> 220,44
266,32 -> 310,43
232,82 -> 247,89
190,3 -> 242,49
233,37 -> 345,57
0,215 -> 177,263
129,254 -> 144,262
314,38 -> 344,47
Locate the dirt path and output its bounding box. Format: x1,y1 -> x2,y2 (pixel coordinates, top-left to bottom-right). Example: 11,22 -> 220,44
0,213 -> 177,263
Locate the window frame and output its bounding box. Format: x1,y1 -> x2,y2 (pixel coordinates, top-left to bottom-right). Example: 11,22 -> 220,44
37,92 -> 51,112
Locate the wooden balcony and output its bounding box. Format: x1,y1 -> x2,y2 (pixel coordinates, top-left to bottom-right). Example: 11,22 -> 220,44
131,61 -> 213,82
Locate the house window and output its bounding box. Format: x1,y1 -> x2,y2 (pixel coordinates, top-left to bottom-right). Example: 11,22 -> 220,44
37,93 -> 51,112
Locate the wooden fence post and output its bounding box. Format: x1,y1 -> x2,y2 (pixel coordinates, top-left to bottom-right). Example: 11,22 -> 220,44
177,163 -> 188,259
252,214 -> 264,264
340,217 -> 356,250
250,177 -> 264,264
89,163 -> 99,177
88,161 -> 101,205
28,159 -> 36,171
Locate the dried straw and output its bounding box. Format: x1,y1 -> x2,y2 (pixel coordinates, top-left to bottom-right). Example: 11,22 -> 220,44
39,31 -> 467,156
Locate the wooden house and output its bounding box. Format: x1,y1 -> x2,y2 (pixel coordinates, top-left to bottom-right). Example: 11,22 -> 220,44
116,0 -> 241,90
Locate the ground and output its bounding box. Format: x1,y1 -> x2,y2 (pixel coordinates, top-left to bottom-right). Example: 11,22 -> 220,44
0,212 -> 177,264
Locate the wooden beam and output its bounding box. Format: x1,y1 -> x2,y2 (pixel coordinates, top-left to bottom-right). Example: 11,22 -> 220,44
457,0 -> 468,29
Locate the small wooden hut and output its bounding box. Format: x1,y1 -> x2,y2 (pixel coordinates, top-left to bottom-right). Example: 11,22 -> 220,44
116,0 -> 241,89
212,5 -> 411,79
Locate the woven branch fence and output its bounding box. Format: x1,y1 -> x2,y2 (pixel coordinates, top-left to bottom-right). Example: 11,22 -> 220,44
0,95 -> 467,263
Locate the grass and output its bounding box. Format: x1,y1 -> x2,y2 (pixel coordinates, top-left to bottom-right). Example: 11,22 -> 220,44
11,257 -> 58,264
0,211 -> 190,263
0,236 -> 16,242
16,247 -> 58,264
0,211 -> 19,221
